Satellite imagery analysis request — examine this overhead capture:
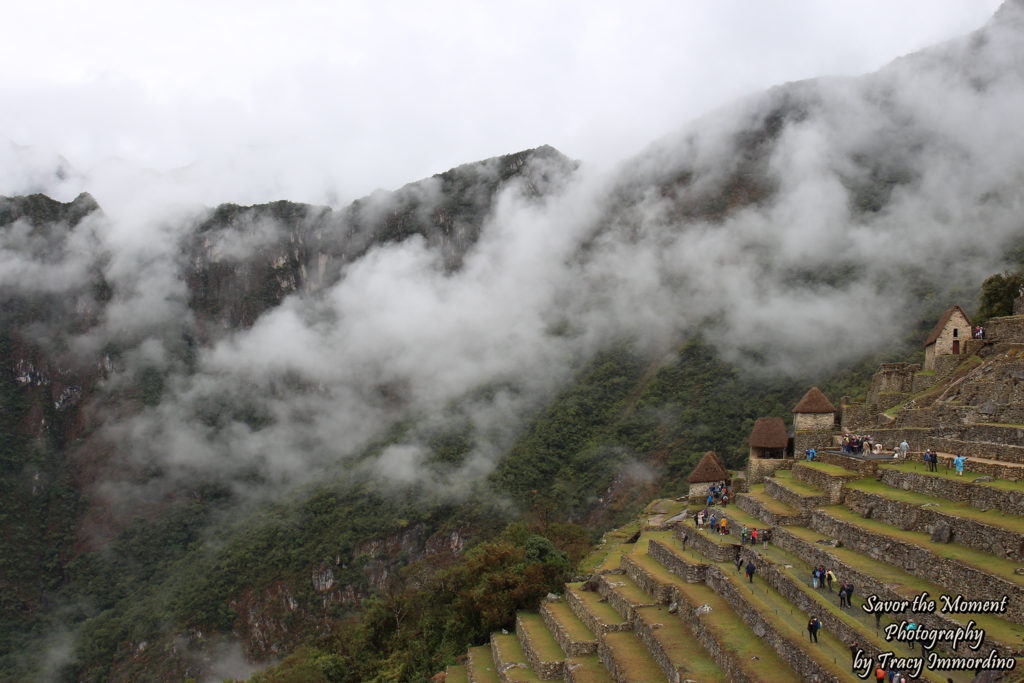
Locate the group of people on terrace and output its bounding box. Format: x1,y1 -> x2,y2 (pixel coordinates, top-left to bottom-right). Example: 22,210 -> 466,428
704,483 -> 729,507
811,564 -> 856,609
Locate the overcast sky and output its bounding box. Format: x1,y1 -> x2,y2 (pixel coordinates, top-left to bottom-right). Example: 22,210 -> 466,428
0,1 -> 1004,208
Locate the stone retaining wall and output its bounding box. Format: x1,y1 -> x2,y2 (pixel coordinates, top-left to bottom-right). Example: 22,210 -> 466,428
808,510 -> 1024,626
794,430 -> 834,455
986,314 -> 1024,343
736,546 -> 884,664
814,450 -> 878,477
932,437 -> 1024,465
540,602 -> 596,657
844,488 -> 1023,560
491,637 -> 528,682
748,456 -> 794,484
648,538 -> 706,584
597,574 -> 656,622
792,464 -> 858,504
841,403 -> 876,431
515,613 -> 563,680
621,554 -> 672,603
630,611 -> 686,683
933,452 -> 1023,481
877,468 -> 1024,515
768,527 -> 1019,658
684,526 -> 739,563
596,638 -> 629,683
663,581 -> 754,682
702,564 -> 840,682
736,492 -> 806,526
566,587 -> 631,636
764,477 -> 828,511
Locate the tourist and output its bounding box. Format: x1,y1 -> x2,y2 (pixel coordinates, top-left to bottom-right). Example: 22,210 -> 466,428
761,527 -> 770,547
875,666 -> 886,682
812,567 -> 820,589
707,493 -> 714,507
849,640 -> 859,672
953,454 -> 966,476
906,619 -> 918,650
838,584 -> 848,608
720,517 -> 728,535
745,560 -> 756,583
807,615 -> 821,643
735,554 -> 743,572
681,530 -> 689,551
751,528 -> 758,545
825,568 -> 835,592
809,447 -> 817,461
899,439 -> 910,458
844,581 -> 854,605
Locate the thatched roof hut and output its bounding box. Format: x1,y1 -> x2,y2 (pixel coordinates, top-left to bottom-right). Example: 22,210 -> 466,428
687,450 -> 729,484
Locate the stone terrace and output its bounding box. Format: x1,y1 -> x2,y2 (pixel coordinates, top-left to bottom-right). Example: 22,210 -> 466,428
441,455 -> 1024,682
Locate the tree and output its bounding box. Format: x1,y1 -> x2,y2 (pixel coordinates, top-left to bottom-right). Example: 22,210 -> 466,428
976,271 -> 1024,323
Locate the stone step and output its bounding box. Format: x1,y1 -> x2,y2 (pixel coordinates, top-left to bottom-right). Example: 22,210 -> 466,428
843,476 -> 1024,559
633,604 -> 727,682
468,644 -> 501,683
809,506 -> 1024,626
515,612 -> 565,680
446,663 -> 470,683
540,600 -> 598,657
565,582 -> 630,636
773,524 -> 1024,658
562,654 -> 613,683
876,462 -> 1024,515
491,632 -> 541,682
598,630 -> 667,683
597,572 -> 658,622
764,470 -> 829,511
735,485 -> 805,526
678,517 -> 741,563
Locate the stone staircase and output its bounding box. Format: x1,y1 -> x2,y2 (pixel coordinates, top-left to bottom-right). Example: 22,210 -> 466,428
439,459 -> 1024,682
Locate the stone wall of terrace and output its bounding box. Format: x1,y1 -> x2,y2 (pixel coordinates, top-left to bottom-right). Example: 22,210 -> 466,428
792,464 -> 858,504
649,537 -> 706,584
769,527 -> 1019,657
844,488 -> 1023,560
877,468 -> 1024,515
702,564 -> 838,682
736,493 -> 806,527
515,613 -> 563,680
764,477 -> 829,512
808,510 -> 1024,626
747,455 -> 794,484
815,450 -> 878,477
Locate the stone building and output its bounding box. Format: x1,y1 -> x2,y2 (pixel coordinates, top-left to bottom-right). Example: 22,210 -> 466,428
923,305 -> 971,372
686,450 -> 730,501
746,417 -> 792,484
792,387 -> 836,431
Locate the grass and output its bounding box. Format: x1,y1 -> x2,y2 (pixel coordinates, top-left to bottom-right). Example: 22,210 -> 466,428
740,485 -> 800,516
468,645 -> 501,683
445,663 -> 469,683
846,477 -> 1024,533
781,525 -> 1024,653
579,520 -> 641,573
669,570 -> 795,682
602,572 -> 657,607
566,583 -> 627,628
772,469 -> 827,496
821,506 -> 1024,587
517,612 -> 565,663
643,498 -> 687,517
796,461 -> 858,476
879,461 -> 1024,490
492,634 -> 541,682
756,543 -> 972,683
602,631 -> 667,681
562,654 -> 612,682
634,604 -> 727,681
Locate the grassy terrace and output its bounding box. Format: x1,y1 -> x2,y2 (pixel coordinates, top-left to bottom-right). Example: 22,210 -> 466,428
847,477 -> 1024,533
796,460 -> 858,476
541,600 -> 596,646
492,633 -> 541,682
820,505 -> 1024,587
562,654 -> 612,682
757,543 -> 972,683
468,645 -> 500,683
880,461 -> 1024,491
782,525 -> 1024,655
566,582 -> 628,629
445,664 -> 469,683
707,556 -> 851,681
635,604 -> 727,681
517,612 -> 565,663
579,520 -> 641,574
669,566 -> 795,681
602,631 -> 665,681
771,469 -> 826,496
883,355 -> 983,416
740,484 -> 800,516
603,571 -> 657,608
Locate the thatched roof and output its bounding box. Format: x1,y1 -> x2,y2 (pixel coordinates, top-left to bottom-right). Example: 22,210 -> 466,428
924,305 -> 971,346
687,450 -> 730,484
792,386 -> 835,414
748,417 -> 788,448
